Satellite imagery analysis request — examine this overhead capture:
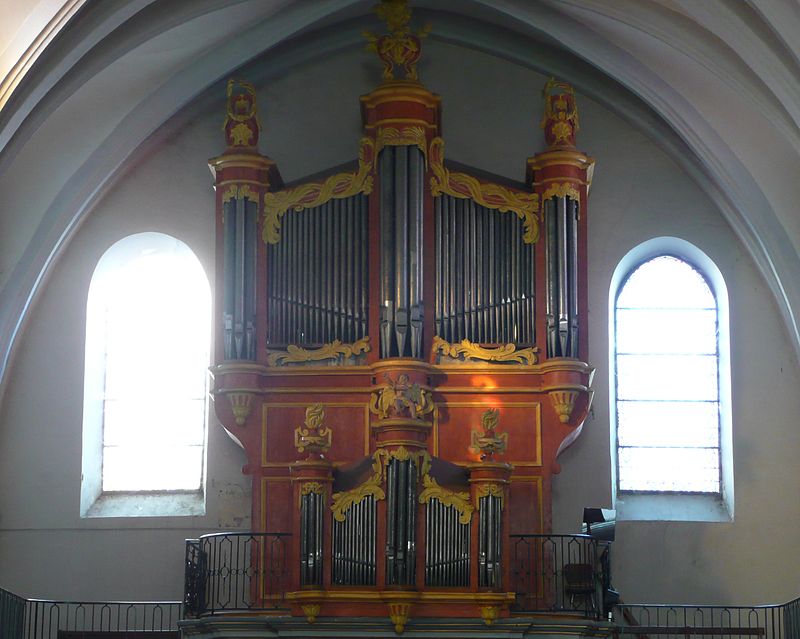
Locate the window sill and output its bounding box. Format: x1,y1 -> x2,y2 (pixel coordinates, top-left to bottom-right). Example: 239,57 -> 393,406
82,490 -> 205,519
615,492 -> 732,522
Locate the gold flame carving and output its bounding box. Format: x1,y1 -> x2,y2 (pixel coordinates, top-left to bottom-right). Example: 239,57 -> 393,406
432,336 -> 539,365
267,337 -> 370,367
294,404 -> 332,455
470,409 -> 508,460
429,137 -> 539,243
262,138 -> 375,244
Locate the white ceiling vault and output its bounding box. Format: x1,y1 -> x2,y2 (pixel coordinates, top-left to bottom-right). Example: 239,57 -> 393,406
0,0 -> 799,395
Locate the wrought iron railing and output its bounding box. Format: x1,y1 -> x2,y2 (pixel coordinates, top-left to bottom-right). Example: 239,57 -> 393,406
184,531 -> 291,616
510,533 -> 604,618
0,589 -> 180,639
616,599 -> 800,639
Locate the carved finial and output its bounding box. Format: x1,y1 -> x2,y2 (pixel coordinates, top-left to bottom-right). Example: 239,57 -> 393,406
540,78 -> 579,148
370,373 -> 433,420
470,409 -> 508,460
224,78 -> 261,148
363,0 -> 431,82
294,404 -> 332,457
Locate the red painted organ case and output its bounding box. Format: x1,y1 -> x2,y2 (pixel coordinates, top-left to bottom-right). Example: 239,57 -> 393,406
208,9 -> 594,631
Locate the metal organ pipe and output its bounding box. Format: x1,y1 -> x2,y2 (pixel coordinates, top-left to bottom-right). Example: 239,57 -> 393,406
222,197 -> 257,360
545,196 -> 579,358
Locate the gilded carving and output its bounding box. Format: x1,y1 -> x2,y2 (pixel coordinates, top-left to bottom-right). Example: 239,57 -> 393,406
375,125 -> 428,163
541,78 -> 579,148
475,483 -> 505,509
224,79 -> 260,148
262,138 -> 375,244
387,601 -> 411,634
331,454 -> 386,522
470,409 -> 508,460
221,184 -> 260,211
266,337 -> 370,367
301,603 -> 320,624
549,389 -> 579,424
300,482 -> 324,497
541,181 -> 580,203
480,605 -> 500,626
432,336 -> 539,365
294,404 -> 332,455
429,137 -> 540,243
369,373 -> 434,420
418,474 -> 473,524
364,0 -> 430,82
227,392 -> 253,426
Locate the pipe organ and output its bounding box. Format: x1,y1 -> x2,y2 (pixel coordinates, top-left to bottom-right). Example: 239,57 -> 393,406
209,0 -> 594,631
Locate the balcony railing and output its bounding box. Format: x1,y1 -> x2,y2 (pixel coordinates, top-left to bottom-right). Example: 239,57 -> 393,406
510,533 -> 605,617
184,531 -> 291,616
0,589 -> 181,639
616,599 -> 800,639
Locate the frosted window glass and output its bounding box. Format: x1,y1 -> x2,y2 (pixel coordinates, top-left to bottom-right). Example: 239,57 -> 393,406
617,401 -> 719,448
617,256 -> 715,310
98,237 -> 210,493
615,255 -> 721,494
617,354 -> 718,401
618,447 -> 720,493
616,309 -> 716,355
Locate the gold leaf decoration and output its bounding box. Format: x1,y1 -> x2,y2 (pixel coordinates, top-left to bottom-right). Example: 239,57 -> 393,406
266,336 -> 370,367
262,138 -> 375,244
418,474 -> 473,524
542,181 -> 580,203
475,483 -> 505,509
369,373 -> 434,420
429,137 -> 540,243
221,184 -> 260,209
331,454 -> 385,522
470,409 -> 509,460
375,125 -> 428,163
227,392 -> 253,426
432,336 -> 539,365
294,404 -> 332,455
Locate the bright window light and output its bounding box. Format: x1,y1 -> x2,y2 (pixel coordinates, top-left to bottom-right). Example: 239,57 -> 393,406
87,234 -> 210,493
615,255 -> 721,493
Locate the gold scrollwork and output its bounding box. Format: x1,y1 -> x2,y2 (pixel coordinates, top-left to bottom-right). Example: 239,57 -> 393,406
266,336 -> 370,367
432,336 -> 539,365
418,474 -> 473,524
375,125 -> 428,164
294,404 -> 332,455
475,484 -> 505,510
542,181 -> 581,203
221,184 -> 260,209
299,481 -> 325,508
369,373 -> 434,420
262,138 -> 375,244
429,137 -> 540,243
480,605 -> 500,626
331,453 -> 386,522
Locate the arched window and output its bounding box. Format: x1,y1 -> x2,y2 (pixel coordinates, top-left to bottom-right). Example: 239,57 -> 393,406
610,238 -> 733,520
81,233 -> 211,517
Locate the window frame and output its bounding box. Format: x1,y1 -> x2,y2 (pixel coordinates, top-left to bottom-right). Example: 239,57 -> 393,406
80,232 -> 210,518
609,237 -> 733,522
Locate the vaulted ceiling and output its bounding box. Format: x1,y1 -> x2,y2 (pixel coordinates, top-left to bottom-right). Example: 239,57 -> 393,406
1,0 -> 799,392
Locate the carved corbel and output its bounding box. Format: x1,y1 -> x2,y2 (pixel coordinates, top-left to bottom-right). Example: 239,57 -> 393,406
227,392 -> 254,426
548,389 -> 579,424
388,602 -> 411,634
301,603 -> 320,624
480,605 -> 500,626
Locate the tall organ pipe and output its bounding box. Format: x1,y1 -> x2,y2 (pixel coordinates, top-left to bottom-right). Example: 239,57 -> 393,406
222,196 -> 257,360
545,196 -> 579,358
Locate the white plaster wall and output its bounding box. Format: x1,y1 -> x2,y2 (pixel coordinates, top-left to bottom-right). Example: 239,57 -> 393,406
1,40 -> 799,605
